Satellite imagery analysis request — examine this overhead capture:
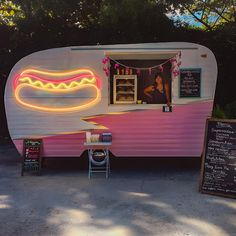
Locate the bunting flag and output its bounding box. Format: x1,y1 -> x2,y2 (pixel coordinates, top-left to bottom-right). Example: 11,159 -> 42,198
102,56 -> 110,76
102,52 -> 181,79
171,52 -> 182,79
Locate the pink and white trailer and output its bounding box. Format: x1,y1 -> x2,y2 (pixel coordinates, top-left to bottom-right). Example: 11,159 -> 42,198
4,42 -> 217,157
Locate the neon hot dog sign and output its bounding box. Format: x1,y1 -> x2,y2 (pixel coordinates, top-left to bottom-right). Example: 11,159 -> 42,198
13,68 -> 102,112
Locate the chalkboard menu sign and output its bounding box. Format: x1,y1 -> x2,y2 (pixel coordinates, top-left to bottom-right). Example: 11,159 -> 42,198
180,68 -> 201,98
21,139 -> 43,176
200,118 -> 236,198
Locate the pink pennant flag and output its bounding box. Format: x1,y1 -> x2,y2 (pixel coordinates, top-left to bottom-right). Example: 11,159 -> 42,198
114,63 -> 119,69
158,65 -> 163,72
102,56 -> 109,64
149,68 -> 152,75
173,70 -> 180,77
170,58 -> 177,63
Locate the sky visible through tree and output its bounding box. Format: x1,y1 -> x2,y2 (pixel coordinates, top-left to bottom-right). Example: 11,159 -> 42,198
167,11 -> 218,28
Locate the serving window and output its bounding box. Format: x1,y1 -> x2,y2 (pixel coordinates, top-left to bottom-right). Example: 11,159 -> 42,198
109,57 -> 172,105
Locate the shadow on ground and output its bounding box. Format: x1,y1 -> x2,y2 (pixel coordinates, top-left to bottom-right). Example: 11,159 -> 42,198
0,143 -> 235,236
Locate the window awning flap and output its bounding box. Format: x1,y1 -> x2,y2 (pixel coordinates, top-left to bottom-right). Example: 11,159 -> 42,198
106,52 -> 178,60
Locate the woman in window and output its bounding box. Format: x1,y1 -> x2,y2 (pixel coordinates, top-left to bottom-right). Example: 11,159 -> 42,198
144,72 -> 171,106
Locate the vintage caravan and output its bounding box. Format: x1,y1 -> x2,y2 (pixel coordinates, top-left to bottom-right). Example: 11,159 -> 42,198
4,42 -> 217,157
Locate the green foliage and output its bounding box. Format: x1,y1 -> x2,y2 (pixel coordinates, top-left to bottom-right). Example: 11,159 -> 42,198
97,0 -> 174,42
163,0 -> 236,31
212,104 -> 227,119
0,0 -> 102,28
213,102 -> 236,119
225,101 -> 236,119
0,0 -> 24,26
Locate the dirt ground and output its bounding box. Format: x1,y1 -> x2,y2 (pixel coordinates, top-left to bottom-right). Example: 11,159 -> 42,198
0,144 -> 235,236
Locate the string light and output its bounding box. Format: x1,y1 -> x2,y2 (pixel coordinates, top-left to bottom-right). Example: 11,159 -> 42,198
103,52 -> 182,77
108,53 -> 180,71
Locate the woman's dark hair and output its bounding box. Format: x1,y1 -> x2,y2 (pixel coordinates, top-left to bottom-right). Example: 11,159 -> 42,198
154,72 -> 164,86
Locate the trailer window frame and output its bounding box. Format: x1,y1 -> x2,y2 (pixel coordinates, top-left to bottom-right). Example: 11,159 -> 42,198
106,51 -> 177,106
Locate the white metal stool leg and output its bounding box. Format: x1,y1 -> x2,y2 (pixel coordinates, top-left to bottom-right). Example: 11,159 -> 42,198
106,148 -> 110,178
88,149 -> 92,179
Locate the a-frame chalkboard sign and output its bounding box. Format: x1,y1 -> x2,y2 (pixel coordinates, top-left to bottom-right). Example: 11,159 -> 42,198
200,118 -> 236,198
21,139 -> 43,176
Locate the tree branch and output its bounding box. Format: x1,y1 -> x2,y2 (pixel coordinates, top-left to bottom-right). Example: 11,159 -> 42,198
212,15 -> 221,29
204,2 -> 232,23
211,6 -> 227,28
201,0 -> 210,21
183,5 -> 213,31
215,9 -> 231,23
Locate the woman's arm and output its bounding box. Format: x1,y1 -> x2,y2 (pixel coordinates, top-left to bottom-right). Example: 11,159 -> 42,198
144,85 -> 153,98
164,83 -> 171,106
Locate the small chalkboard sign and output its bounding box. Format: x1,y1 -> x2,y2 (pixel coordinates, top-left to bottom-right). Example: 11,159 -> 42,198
180,68 -> 201,98
200,118 -> 236,198
21,139 -> 43,176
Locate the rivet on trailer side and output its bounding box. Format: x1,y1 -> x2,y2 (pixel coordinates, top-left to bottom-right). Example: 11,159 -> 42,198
4,42 -> 217,158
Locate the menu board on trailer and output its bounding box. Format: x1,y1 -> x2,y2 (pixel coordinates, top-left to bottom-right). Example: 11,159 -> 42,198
200,118 -> 236,198
179,68 -> 201,98
21,139 -> 43,176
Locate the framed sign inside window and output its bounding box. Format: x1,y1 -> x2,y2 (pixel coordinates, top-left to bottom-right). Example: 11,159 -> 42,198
179,68 -> 201,98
